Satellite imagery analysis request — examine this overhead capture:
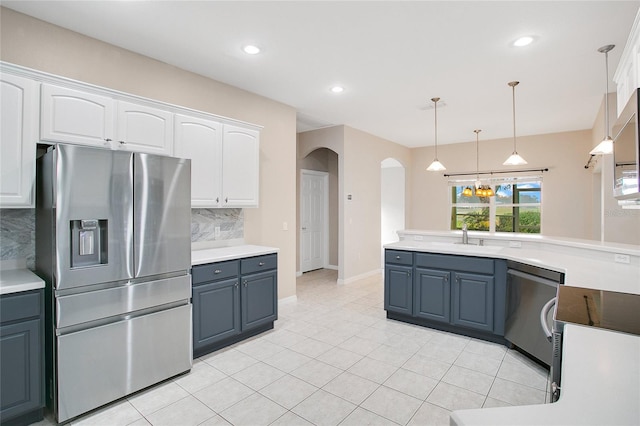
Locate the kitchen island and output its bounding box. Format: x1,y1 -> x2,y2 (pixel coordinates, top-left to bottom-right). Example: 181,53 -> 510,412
385,230 -> 640,426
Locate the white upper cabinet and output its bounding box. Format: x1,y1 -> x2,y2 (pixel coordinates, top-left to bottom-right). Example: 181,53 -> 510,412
41,84 -> 114,148
222,125 -> 259,208
116,101 -> 173,155
0,73 -> 39,207
41,84 -> 173,155
614,10 -> 640,116
174,114 -> 223,207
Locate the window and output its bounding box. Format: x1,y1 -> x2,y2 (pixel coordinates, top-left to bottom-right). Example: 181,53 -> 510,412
450,178 -> 541,234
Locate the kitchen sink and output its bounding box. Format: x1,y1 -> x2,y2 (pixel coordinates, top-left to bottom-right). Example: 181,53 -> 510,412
423,241 -> 504,254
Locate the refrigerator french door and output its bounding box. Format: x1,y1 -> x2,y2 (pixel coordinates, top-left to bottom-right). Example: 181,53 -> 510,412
36,144 -> 192,423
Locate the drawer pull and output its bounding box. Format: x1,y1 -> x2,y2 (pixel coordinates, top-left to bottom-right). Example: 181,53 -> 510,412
396,255 -> 401,260
213,269 -> 222,274
258,262 -> 265,266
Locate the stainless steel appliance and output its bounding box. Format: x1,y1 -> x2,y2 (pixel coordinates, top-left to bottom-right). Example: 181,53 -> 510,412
35,144 -> 192,423
612,88 -> 639,204
550,286 -> 640,402
504,261 -> 564,366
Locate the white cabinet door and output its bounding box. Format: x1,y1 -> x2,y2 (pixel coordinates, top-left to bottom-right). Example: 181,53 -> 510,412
116,101 -> 174,155
174,114 -> 222,207
0,74 -> 39,207
41,84 -> 114,148
222,125 -> 259,208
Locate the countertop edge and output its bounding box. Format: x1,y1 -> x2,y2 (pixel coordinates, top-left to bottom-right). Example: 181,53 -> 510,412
191,245 -> 279,265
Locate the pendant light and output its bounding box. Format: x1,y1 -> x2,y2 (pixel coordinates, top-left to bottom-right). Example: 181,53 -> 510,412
590,44 -> 616,155
469,129 -> 494,197
426,97 -> 446,171
503,81 -> 528,166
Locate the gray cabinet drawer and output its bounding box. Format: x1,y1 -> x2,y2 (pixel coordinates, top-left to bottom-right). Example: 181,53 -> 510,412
192,260 -> 239,285
241,254 -> 277,275
415,253 -> 494,275
385,250 -> 413,266
0,290 -> 42,324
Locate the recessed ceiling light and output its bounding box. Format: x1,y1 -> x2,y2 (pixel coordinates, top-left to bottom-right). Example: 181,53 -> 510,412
513,36 -> 535,47
242,44 -> 261,55
330,86 -> 344,94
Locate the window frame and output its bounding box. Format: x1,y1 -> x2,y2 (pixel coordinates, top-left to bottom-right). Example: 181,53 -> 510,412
449,177 -> 542,234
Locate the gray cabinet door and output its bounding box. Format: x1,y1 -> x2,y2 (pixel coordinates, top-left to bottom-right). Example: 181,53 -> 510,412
241,270 -> 277,331
0,318 -> 42,421
414,268 -> 450,323
384,265 -> 413,315
452,272 -> 494,332
192,278 -> 240,350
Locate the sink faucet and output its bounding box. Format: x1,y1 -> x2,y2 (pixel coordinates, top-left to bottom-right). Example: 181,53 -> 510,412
462,224 -> 469,245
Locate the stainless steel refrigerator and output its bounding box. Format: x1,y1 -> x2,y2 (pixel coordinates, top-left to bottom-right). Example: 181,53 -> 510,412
35,144 -> 192,423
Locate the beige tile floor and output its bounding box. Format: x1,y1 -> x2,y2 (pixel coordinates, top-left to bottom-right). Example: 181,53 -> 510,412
36,269 -> 550,426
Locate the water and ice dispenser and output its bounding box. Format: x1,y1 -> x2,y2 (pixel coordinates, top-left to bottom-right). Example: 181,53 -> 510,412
70,219 -> 108,268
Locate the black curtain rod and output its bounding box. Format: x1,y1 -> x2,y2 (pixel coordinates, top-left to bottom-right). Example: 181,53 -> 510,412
444,168 -> 549,178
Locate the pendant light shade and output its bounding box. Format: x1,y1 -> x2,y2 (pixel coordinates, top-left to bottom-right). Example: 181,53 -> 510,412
426,97 -> 446,171
503,81 -> 527,166
590,44 -> 615,156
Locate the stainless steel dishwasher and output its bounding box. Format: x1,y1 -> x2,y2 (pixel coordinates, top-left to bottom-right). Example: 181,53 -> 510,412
504,261 -> 564,366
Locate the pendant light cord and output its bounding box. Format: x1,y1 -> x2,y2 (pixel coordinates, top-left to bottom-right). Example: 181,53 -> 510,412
604,49 -> 610,139
512,84 -> 517,152
433,97 -> 439,158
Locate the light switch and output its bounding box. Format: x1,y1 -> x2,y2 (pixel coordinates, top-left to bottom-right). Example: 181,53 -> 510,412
283,222 -> 288,231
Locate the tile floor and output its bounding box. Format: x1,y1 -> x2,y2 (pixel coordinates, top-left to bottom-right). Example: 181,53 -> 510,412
36,269 -> 550,426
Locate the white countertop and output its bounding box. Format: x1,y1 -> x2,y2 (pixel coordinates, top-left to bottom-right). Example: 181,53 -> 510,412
385,231 -> 640,425
0,267 -> 45,295
192,244 -> 279,266
450,324 -> 640,426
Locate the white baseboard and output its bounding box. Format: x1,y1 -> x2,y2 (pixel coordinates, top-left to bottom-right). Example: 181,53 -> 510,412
337,269 -> 383,285
296,271 -> 303,277
325,264 -> 338,271
278,295 -> 298,305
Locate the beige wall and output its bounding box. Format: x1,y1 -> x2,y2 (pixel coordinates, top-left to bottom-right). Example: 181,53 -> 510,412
298,126 -> 411,282
410,129 -> 596,239
1,8 -> 299,298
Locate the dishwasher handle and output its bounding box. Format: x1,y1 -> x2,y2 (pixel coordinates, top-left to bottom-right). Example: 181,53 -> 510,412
540,297 -> 556,342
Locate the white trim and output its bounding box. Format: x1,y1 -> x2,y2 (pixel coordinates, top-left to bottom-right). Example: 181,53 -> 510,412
325,264 -> 339,271
337,269 -> 383,285
278,295 -> 298,305
299,169 -> 329,273
296,270 -> 303,277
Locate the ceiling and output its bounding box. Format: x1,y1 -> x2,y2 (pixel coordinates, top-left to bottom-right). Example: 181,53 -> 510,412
3,1 -> 638,148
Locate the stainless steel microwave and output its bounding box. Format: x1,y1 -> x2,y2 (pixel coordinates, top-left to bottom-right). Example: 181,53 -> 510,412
612,88 -> 640,201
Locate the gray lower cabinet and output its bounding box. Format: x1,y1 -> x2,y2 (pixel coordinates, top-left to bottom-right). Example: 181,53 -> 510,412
414,268 -> 450,323
192,254 -> 277,357
0,289 -> 44,426
384,249 -> 506,341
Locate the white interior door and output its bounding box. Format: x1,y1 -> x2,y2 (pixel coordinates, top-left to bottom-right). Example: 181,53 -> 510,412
300,170 -> 327,273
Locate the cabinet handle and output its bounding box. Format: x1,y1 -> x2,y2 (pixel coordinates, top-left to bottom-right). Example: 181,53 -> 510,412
213,269 -> 222,274
104,138 -> 112,142
444,275 -> 449,283
396,255 -> 401,260
234,282 -> 238,288
119,140 -> 126,145
225,197 -> 228,203
258,262 -> 265,267
243,280 -> 248,287
407,271 -> 411,277
216,197 -> 219,203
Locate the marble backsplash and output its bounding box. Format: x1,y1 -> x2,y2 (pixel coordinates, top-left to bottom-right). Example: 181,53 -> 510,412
0,208 -> 243,271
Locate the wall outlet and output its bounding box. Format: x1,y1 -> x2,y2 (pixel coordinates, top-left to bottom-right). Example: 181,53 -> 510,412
614,254 -> 630,264
414,235 -> 424,241
283,222 -> 288,231
214,226 -> 221,237
509,241 -> 522,248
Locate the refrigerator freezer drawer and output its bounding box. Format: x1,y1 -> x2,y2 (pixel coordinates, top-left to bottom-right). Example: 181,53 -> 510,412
56,303 -> 192,423
56,274 -> 191,329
